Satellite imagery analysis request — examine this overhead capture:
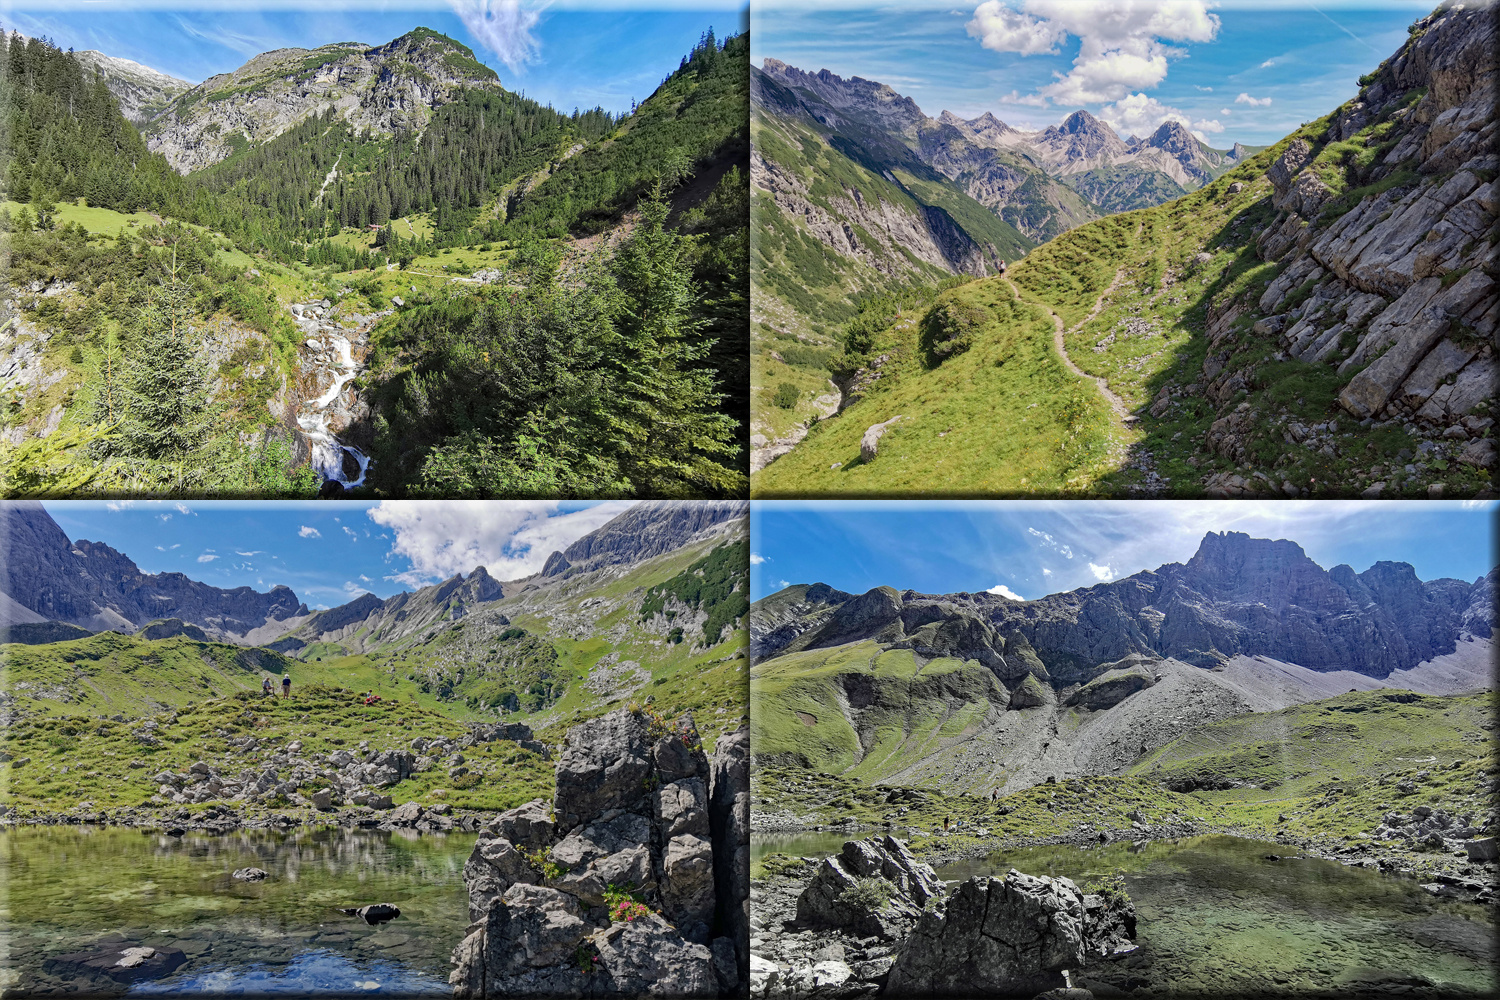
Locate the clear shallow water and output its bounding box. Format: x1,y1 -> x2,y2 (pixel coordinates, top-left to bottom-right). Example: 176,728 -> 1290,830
752,832 -> 1497,996
1,826 -> 476,996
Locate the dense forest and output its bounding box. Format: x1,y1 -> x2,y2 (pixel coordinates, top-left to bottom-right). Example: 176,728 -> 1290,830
0,27 -> 749,498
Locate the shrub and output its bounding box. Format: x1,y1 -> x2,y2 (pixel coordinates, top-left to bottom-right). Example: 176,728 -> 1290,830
838,877 -> 893,912
772,383 -> 799,409
921,300 -> 990,363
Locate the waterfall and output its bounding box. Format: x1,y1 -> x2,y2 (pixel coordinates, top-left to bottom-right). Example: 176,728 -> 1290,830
296,333 -> 371,488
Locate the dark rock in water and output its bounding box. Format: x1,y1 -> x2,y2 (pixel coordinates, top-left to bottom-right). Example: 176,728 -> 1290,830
318,478 -> 346,498
165,827 -> 185,837
232,867 -> 270,881
43,944 -> 187,983
795,835 -> 943,940
885,871 -> 1136,997
339,903 -> 400,924
340,448 -> 362,482
451,707 -> 728,997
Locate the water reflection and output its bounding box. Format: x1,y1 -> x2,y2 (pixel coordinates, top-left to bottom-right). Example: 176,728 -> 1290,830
2,826 -> 475,995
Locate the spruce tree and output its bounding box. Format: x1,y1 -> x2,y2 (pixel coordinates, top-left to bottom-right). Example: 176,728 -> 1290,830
606,190 -> 741,496
114,250 -> 214,470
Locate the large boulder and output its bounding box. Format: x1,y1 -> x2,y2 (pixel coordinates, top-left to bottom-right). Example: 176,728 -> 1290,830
454,707 -> 738,996
795,836 -> 943,940
885,871 -> 1136,997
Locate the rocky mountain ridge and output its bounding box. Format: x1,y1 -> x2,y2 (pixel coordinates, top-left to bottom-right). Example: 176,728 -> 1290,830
0,501 -> 307,638
754,531 -> 1495,681
145,28 -> 501,173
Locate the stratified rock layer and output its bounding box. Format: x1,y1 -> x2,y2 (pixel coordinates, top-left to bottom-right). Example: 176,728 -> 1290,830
452,709 -> 745,997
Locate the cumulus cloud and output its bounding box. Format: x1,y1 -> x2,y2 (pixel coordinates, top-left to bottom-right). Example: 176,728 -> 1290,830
1236,92 -> 1272,106
967,1 -> 1067,56
368,501 -> 634,587
971,0 -> 1219,105
750,553 -> 767,565
986,583 -> 1026,600
1100,92 -> 1222,142
450,0 -> 542,74
1088,561 -> 1115,581
197,553 -> 218,563
298,526 -> 321,539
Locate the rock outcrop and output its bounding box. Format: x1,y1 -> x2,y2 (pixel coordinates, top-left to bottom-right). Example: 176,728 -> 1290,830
452,708 -> 744,997
794,836 -> 942,940
885,871 -> 1136,997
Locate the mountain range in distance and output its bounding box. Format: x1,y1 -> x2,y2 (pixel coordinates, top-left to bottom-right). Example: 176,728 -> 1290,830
750,530 -> 1494,793
2,499 -> 748,647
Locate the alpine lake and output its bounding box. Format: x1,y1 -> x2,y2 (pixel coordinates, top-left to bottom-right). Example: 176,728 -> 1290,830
1,825 -> 478,996
753,832 -> 1497,997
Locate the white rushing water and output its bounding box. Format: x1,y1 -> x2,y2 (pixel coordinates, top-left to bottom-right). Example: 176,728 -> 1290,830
298,335 -> 371,488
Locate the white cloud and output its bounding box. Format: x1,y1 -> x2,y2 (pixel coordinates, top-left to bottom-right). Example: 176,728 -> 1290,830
298,526 -> 321,539
449,0 -> 541,74
197,553 -> 218,563
359,574 -> 372,583
776,580 -> 792,590
1192,84 -> 1213,92
1221,107 -> 1232,115
967,1 -> 1068,56
1259,58 -> 1275,68
368,500 -> 635,587
1041,567 -> 1053,576
1027,526 -> 1074,559
235,550 -> 263,557
986,583 -> 1026,600
174,502 -> 194,515
750,553 -> 767,565
1236,92 -> 1272,107
971,0 -> 1219,105
342,526 -> 358,540
1088,561 -> 1115,581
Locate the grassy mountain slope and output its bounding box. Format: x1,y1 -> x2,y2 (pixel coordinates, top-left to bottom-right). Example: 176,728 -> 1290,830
753,4 -> 1496,498
751,269 -> 1119,494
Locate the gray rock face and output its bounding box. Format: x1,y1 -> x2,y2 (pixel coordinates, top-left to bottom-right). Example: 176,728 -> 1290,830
147,30 -> 502,173
453,708 -> 739,996
1,502 -> 307,636
558,501 -> 748,575
795,836 -> 942,940
885,871 -> 1136,997
755,531 -> 1495,681
709,728 -> 751,989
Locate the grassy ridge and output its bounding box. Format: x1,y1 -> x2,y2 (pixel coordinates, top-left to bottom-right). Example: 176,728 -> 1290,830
0,683 -> 553,814
752,276 -> 1116,493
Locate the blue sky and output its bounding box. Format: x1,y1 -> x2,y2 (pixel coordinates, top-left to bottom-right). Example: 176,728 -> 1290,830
4,1 -> 748,116
752,1 -> 1429,146
40,500 -> 635,610
750,501 -> 1499,603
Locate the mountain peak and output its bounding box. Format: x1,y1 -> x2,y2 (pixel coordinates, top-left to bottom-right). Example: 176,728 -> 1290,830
1058,109 -> 1109,135
1146,119 -> 1196,154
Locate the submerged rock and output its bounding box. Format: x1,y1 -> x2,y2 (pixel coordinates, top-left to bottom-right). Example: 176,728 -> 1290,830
43,943 -> 187,983
231,867 -> 269,882
339,903 -> 401,924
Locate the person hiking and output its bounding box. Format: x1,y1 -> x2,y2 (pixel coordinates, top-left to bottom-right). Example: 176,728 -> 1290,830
281,673 -> 291,698
262,675 -> 273,697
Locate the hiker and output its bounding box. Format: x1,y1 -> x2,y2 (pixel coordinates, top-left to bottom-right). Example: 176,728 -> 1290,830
943,815 -> 950,832
262,675 -> 273,697
282,673 -> 292,698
